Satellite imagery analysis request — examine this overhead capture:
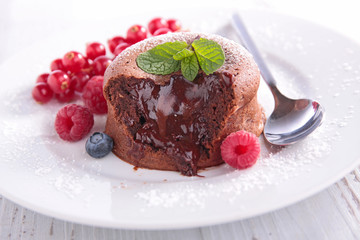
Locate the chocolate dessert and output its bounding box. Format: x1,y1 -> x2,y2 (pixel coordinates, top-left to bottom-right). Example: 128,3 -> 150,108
103,32 -> 265,176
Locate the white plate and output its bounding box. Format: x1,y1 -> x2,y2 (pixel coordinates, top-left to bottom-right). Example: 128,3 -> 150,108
1,10 -> 360,229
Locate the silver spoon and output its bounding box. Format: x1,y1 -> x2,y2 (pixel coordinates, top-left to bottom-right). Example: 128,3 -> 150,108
232,14 -> 324,145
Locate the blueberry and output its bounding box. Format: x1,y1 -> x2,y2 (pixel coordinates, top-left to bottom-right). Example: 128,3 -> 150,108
86,132 -> 114,158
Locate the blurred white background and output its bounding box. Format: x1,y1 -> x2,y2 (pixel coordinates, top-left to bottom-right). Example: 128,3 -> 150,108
1,0 -> 359,63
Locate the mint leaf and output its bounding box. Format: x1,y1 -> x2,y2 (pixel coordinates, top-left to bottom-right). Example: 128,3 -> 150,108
192,38 -> 225,75
136,41 -> 187,75
150,41 -> 188,56
136,52 -> 180,75
181,54 -> 199,81
173,48 -> 194,61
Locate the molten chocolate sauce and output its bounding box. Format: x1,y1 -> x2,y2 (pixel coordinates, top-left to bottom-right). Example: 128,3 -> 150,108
128,73 -> 233,176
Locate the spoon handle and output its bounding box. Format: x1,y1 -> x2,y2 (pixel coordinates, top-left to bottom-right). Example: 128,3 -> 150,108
232,13 -> 278,89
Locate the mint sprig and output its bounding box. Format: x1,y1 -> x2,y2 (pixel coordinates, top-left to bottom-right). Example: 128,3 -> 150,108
136,38 -> 225,81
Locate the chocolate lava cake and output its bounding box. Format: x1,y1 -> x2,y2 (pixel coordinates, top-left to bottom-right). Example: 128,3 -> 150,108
103,32 -> 265,176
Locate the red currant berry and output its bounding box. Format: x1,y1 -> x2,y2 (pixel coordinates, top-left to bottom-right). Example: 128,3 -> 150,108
126,25 -> 148,44
86,42 -> 106,60
62,51 -> 87,73
32,82 -> 53,104
55,104 -> 94,142
92,56 -> 112,76
71,72 -> 90,92
113,42 -> 131,56
47,70 -> 71,94
167,19 -> 181,32
36,73 -> 50,83
80,58 -> 94,76
153,28 -> 171,36
148,17 -> 169,35
82,76 -> 108,114
55,86 -> 76,103
50,58 -> 66,72
108,36 -> 127,54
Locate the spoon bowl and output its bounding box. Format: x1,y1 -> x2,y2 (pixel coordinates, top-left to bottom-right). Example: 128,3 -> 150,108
232,14 -> 325,145
264,96 -> 324,145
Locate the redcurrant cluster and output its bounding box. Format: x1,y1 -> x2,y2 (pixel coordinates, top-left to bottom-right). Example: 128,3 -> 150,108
31,17 -> 182,142
108,17 -> 182,56
32,17 -> 182,106
32,48 -> 110,105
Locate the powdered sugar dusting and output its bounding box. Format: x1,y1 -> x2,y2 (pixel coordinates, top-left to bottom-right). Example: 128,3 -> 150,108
133,21 -> 360,209
0,86 -> 107,201
135,122 -> 334,209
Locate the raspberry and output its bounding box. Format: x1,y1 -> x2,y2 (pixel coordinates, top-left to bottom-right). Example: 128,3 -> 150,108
82,76 -> 108,114
55,104 -> 94,142
220,130 -> 260,169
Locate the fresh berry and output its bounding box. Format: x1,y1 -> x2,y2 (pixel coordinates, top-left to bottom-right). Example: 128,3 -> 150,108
50,58 -> 66,72
62,51 -> 87,73
113,42 -> 131,56
36,73 -> 50,83
81,58 -> 94,76
148,17 -> 169,35
32,82 -> 53,104
153,28 -> 171,36
85,132 -> 113,158
54,79 -> 76,103
55,89 -> 76,103
47,70 -> 71,94
82,76 -> 108,114
54,104 -> 94,142
92,56 -> 112,76
71,72 -> 90,92
167,19 -> 181,32
220,130 -> 260,169
86,42 -> 106,60
108,36 -> 127,54
126,25 -> 148,44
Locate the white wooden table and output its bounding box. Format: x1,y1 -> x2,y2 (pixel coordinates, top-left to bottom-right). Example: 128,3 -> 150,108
1,0 -> 360,239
